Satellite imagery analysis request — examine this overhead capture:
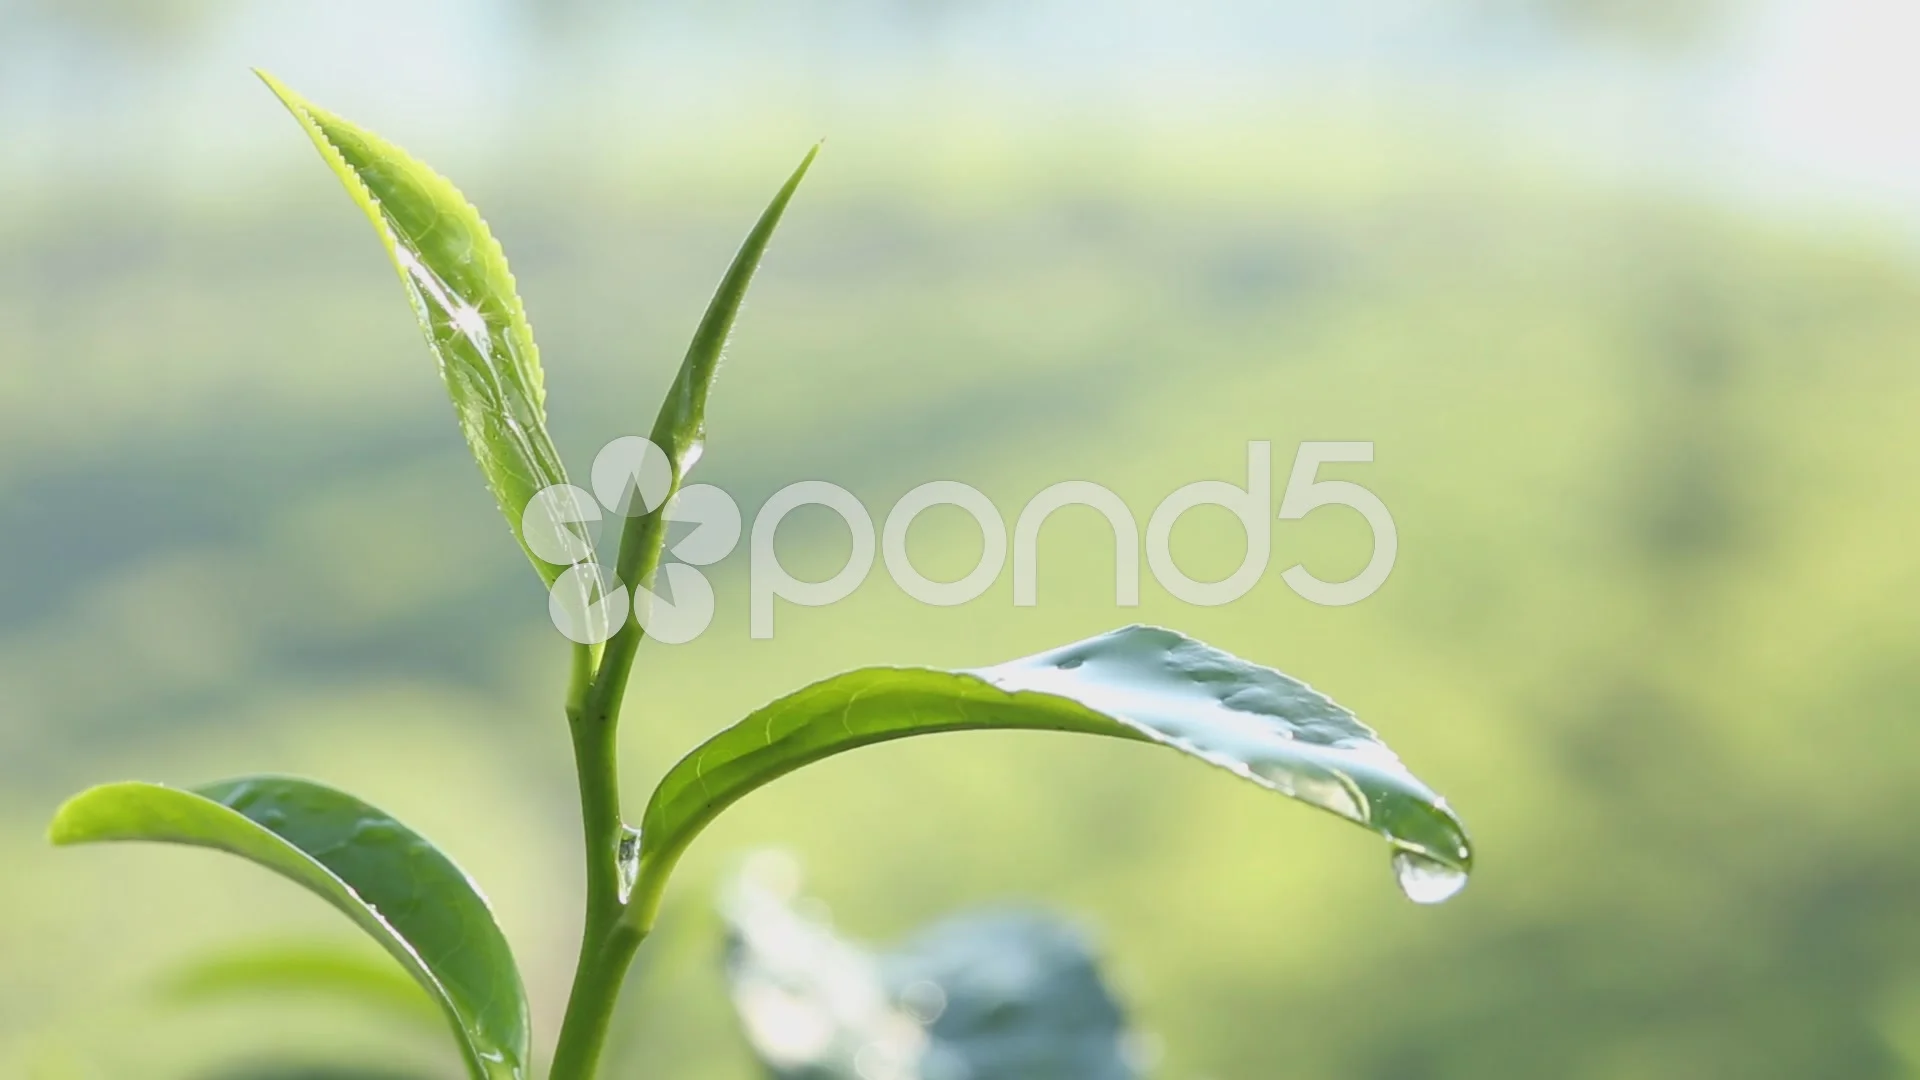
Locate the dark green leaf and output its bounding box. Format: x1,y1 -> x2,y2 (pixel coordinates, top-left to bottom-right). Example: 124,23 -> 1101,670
258,71 -> 571,585
49,777 -> 530,1080
638,626 -> 1471,904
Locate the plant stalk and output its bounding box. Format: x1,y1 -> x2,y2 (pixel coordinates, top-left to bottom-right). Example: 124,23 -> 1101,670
548,914 -> 646,1079
548,506 -> 674,1079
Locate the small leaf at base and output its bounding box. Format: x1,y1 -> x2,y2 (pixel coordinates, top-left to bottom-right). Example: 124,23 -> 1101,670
49,776 -> 529,1080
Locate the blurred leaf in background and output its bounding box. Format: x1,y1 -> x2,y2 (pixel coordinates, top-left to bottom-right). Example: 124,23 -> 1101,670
158,939 -> 442,1032
195,1060 -> 445,1068
882,913 -> 1145,1080
720,852 -> 1141,1080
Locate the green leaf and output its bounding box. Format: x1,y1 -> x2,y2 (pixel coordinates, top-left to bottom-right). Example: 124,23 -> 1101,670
720,856 -> 1141,1080
649,144 -> 818,483
203,1060 -> 441,1068
49,777 -> 530,1080
159,938 -> 442,1031
888,911 -> 1139,1080
611,145 -> 818,592
637,626 -> 1472,907
257,71 -> 571,585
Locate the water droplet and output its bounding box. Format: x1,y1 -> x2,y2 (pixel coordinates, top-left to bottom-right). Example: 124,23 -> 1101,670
617,825 -> 642,903
475,1046 -> 524,1080
1391,849 -> 1468,905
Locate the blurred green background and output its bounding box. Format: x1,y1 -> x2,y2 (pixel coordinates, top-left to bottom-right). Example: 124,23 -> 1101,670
4,0 -> 1920,1077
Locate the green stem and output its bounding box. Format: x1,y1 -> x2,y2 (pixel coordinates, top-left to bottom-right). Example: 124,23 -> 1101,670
569,670 -> 625,936
548,506 -> 675,1079
549,644 -> 629,1080
549,916 -> 647,1080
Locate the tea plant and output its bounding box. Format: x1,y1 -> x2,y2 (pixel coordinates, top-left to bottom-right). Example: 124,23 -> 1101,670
46,73 -> 1473,1080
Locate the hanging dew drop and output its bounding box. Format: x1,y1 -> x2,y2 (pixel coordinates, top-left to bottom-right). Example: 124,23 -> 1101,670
1391,849 -> 1468,905
617,825 -> 643,903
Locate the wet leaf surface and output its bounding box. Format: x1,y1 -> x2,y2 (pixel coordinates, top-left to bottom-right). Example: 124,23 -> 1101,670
259,72 -> 572,586
641,625 -> 1471,905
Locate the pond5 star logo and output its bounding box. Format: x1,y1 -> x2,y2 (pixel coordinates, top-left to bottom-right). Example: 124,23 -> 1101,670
523,436 -> 741,646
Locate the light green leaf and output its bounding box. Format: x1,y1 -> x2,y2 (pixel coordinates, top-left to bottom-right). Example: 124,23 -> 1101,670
258,71 -> 571,585
637,626 -> 1472,907
49,777 -> 530,1080
650,144 -> 818,482
159,938 -> 442,1031
612,145 -> 817,590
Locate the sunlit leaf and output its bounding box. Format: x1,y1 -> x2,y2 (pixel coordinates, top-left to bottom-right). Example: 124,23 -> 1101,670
49,777 -> 529,1080
638,625 -> 1472,904
258,71 -> 572,585
611,145 -> 817,589
649,144 -> 817,482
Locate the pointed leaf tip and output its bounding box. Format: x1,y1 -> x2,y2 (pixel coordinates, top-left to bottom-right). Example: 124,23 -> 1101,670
614,145 -> 818,592
261,75 -> 573,589
646,142 -> 820,479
